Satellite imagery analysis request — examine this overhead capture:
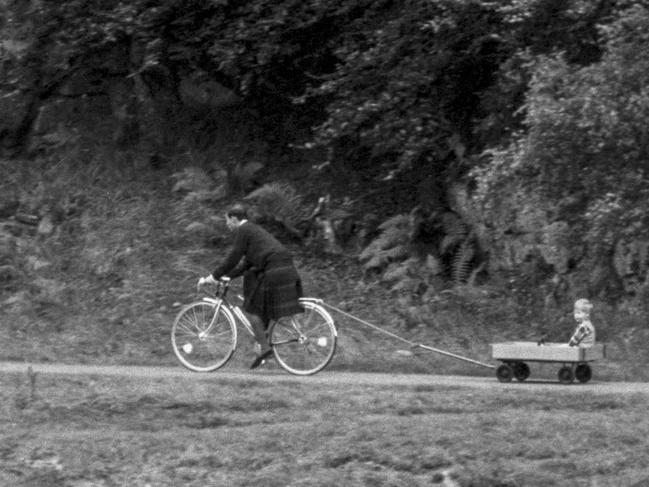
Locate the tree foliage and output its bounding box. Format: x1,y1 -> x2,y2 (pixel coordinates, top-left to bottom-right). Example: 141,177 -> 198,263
3,0 -> 647,298
475,3 -> 649,228
2,0 -> 613,175
473,3 -> 649,299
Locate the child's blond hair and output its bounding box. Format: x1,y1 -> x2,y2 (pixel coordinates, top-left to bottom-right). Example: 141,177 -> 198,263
574,298 -> 593,315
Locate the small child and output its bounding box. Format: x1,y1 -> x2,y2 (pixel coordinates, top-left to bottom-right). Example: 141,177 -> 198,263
568,298 -> 596,347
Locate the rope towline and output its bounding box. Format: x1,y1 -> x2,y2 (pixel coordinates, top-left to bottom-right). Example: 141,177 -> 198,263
322,302 -> 414,347
321,302 -> 495,370
414,343 -> 496,369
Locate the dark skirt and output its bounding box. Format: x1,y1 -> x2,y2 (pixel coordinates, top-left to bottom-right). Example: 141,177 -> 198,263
243,257 -> 303,322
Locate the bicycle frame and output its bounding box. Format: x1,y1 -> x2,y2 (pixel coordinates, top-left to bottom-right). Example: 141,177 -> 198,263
201,295 -> 327,339
201,295 -> 255,338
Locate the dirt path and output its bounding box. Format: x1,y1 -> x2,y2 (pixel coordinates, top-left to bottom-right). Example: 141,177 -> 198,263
2,361 -> 649,394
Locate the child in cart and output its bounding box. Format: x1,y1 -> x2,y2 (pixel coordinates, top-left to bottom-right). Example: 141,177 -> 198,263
567,298 -> 596,347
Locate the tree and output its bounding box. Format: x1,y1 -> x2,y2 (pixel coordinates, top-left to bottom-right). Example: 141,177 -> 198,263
473,2 -> 649,299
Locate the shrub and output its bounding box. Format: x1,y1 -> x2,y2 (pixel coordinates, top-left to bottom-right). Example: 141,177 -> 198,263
472,3 -> 649,300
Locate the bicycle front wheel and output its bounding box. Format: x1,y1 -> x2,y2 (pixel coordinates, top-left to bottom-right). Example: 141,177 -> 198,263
171,301 -> 237,372
269,301 -> 337,376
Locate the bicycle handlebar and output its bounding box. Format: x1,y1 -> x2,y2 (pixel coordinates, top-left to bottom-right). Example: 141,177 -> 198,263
197,276 -> 232,296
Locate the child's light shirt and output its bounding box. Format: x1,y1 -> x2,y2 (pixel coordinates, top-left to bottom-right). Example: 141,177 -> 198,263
569,320 -> 595,347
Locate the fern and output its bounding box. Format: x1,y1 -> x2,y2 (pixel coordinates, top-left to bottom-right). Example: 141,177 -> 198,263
451,237 -> 475,285
231,161 -> 264,192
382,261 -> 411,283
359,213 -> 412,272
378,214 -> 410,231
171,167 -> 212,193
439,212 -> 469,255
244,182 -> 306,227
362,245 -> 410,271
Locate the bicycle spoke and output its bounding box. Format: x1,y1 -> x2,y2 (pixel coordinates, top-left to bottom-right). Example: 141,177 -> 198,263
174,323 -> 198,336
172,302 -> 237,372
181,312 -> 204,333
272,337 -> 300,345
270,302 -> 337,376
300,309 -> 329,335
190,308 -> 205,331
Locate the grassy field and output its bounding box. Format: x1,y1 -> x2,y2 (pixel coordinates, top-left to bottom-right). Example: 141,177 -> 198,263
2,369 -> 649,487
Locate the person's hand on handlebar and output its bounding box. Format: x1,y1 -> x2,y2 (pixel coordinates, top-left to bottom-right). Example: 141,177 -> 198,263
197,275 -> 218,288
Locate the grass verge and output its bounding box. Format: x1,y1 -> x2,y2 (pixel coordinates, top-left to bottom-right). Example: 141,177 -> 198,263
2,370 -> 649,487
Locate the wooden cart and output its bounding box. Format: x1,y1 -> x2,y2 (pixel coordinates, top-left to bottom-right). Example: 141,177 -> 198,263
490,341 -> 606,384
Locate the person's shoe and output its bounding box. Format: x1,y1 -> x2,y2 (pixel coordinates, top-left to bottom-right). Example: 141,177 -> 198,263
249,348 -> 273,370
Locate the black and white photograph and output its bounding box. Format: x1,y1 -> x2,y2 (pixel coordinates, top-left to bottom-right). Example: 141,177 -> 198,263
1,1 -> 648,485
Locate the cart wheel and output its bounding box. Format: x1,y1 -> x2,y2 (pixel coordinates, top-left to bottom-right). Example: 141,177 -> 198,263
513,362 -> 530,382
496,364 -> 514,383
575,363 -> 592,383
558,365 -> 575,384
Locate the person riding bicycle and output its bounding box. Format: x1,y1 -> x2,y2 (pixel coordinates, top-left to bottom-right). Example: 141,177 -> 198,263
198,203 -> 304,369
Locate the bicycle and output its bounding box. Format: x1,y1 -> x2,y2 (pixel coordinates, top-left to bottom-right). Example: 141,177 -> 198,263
171,277 -> 338,375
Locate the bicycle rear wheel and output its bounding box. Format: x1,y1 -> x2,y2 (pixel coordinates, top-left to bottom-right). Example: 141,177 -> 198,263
171,301 -> 237,372
269,301 -> 337,376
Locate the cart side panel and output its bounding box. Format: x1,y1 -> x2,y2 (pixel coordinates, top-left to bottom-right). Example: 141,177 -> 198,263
491,342 -> 605,362
582,343 -> 606,361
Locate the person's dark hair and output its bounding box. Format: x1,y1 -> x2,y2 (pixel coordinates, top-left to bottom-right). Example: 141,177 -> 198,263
225,203 -> 248,220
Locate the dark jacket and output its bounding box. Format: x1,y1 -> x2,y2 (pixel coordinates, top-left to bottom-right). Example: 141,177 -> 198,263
212,221 -> 303,321
211,221 -> 290,279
